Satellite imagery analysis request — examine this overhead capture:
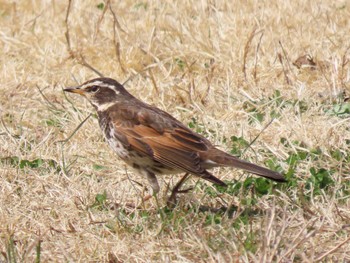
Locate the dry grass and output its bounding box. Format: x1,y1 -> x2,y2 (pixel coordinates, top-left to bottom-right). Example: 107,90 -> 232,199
1,0 -> 350,262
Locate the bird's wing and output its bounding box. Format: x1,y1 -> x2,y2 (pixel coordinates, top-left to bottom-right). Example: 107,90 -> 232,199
110,105 -> 213,176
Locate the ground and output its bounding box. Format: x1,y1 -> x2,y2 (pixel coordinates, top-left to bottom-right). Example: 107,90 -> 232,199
0,0 -> 349,262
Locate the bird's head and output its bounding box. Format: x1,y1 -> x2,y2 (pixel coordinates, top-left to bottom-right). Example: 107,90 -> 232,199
64,77 -> 132,111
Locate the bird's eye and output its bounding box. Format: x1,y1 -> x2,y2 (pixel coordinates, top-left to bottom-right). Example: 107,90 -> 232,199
90,86 -> 100,93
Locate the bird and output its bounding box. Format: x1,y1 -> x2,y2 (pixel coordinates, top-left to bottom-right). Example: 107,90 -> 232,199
64,77 -> 285,202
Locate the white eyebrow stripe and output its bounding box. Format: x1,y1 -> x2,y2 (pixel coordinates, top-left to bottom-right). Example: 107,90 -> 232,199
79,81 -> 103,90
79,81 -> 120,94
102,84 -> 120,94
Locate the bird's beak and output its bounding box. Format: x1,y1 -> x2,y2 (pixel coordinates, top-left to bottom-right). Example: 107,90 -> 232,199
63,86 -> 85,95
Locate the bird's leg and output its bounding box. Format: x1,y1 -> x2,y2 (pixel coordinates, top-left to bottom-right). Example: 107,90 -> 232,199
142,171 -> 160,202
167,173 -> 193,206
146,171 -> 160,195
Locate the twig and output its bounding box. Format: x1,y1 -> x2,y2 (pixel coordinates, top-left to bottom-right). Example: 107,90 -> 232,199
36,85 -> 59,111
88,210 -> 107,225
315,236 -> 350,261
202,59 -> 215,105
340,45 -> 350,91
57,113 -> 92,145
0,118 -> 19,139
242,118 -> 274,156
278,41 -> 294,74
93,0 -> 109,41
64,0 -> 104,77
57,113 -> 91,176
148,69 -> 159,94
107,0 -> 126,34
242,27 -> 260,80
253,31 -> 264,83
108,1 -> 126,73
77,54 -> 104,77
65,0 -> 72,53
279,218 -> 319,261
277,53 -> 290,85
278,41 -> 293,85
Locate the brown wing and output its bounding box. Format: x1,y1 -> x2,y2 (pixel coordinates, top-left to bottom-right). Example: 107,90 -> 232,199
108,103 -> 226,185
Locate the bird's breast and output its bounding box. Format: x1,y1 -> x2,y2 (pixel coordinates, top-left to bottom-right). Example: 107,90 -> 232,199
106,130 -> 130,160
98,115 -> 181,175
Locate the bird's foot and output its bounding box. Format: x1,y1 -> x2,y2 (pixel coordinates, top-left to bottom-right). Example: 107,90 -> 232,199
167,173 -> 192,207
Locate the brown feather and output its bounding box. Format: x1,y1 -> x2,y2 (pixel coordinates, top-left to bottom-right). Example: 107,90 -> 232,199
109,108 -> 226,185
108,100 -> 285,184
204,148 -> 286,182
68,77 -> 285,189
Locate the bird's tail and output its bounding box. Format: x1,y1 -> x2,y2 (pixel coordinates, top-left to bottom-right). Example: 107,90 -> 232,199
207,149 -> 286,182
